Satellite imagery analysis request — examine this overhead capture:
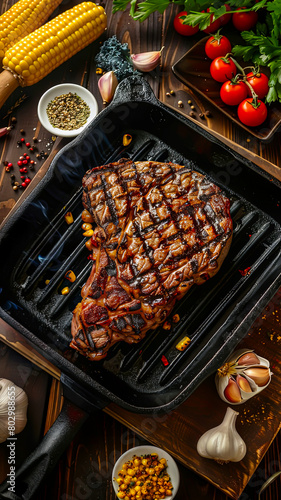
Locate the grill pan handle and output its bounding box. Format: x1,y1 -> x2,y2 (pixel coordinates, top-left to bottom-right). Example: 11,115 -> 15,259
0,375 -> 107,500
112,75 -> 159,105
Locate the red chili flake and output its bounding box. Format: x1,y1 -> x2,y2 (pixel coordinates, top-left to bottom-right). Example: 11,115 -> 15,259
7,162 -> 13,168
239,266 -> 251,276
25,142 -> 31,147
17,160 -> 23,166
161,355 -> 169,367
20,137 -> 25,143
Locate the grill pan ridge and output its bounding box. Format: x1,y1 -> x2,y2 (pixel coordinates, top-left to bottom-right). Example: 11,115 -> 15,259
0,75 -> 281,413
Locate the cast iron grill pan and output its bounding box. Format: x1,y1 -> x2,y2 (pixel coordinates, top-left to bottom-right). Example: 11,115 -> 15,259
0,76 -> 281,415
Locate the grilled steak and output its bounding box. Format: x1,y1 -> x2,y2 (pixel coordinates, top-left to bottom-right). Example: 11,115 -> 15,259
71,159 -> 233,360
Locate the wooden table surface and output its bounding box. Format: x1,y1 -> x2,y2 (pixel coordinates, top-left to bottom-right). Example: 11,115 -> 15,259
0,1 -> 281,499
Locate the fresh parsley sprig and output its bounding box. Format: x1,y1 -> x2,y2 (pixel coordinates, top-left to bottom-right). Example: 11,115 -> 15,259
232,0 -> 281,103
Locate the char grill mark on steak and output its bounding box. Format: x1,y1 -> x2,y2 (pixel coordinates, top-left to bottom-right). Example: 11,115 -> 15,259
71,159 -> 233,360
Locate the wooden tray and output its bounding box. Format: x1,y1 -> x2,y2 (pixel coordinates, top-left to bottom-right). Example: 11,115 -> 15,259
172,36 -> 281,141
106,288 -> 281,499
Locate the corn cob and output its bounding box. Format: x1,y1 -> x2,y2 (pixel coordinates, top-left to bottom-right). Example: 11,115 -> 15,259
0,0 -> 63,63
2,2 -> 107,86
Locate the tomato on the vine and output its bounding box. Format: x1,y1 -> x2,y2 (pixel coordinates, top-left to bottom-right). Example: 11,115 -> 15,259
237,98 -> 268,127
232,8 -> 258,31
210,56 -> 237,83
205,34 -> 232,60
203,8 -> 221,33
246,72 -> 269,99
173,11 -> 199,36
220,80 -> 248,106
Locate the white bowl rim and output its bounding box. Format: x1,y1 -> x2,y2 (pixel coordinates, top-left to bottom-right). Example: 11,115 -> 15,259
112,445 -> 180,499
37,83 -> 98,138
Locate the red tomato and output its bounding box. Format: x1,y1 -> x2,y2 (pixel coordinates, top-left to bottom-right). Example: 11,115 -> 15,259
220,4 -> 232,26
205,35 -> 232,59
203,9 -> 221,33
173,11 -> 199,36
232,8 -> 258,31
210,56 -> 237,83
220,80 -> 248,106
246,72 -> 269,99
237,98 -> 268,127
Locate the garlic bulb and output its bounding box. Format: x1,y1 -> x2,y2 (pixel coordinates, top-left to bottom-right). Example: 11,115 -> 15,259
131,47 -> 164,72
197,407 -> 246,463
215,349 -> 272,405
98,70 -> 118,105
0,378 -> 28,443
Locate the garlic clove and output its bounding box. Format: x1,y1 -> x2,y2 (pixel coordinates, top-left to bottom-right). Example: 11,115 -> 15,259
98,71 -> 118,105
0,378 -> 28,443
236,374 -> 252,393
244,367 -> 271,387
131,47 -> 164,72
237,351 -> 260,366
224,377 -> 242,403
197,407 -> 247,463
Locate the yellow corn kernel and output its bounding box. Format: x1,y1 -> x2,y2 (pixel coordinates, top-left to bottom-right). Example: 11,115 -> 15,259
2,2 -> 107,86
123,133 -> 132,146
81,208 -> 94,223
83,229 -> 94,237
163,321 -> 171,330
65,270 -> 76,282
61,286 -> 70,295
64,211 -> 74,224
82,222 -> 92,231
176,336 -> 191,351
85,238 -> 93,251
0,0 -> 62,63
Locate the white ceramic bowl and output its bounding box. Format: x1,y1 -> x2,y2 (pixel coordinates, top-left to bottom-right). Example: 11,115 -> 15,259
112,445 -> 180,499
37,83 -> 98,138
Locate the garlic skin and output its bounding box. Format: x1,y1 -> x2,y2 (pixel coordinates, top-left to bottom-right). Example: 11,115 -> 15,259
131,47 -> 164,72
197,407 -> 246,463
98,71 -> 118,105
0,378 -> 28,444
215,349 -> 272,405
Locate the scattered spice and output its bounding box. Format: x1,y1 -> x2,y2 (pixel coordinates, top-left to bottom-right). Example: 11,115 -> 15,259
46,92 -> 90,130
170,89 -> 175,95
178,100 -> 183,108
172,314 -> 180,323
61,287 -> 70,295
239,266 -> 251,276
161,355 -> 169,366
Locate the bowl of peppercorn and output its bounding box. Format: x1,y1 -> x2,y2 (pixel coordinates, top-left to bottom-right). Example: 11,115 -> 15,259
37,83 -> 98,138
112,445 -> 180,499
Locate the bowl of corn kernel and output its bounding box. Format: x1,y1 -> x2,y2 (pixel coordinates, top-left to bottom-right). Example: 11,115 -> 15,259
37,83 -> 98,138
112,445 -> 180,499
